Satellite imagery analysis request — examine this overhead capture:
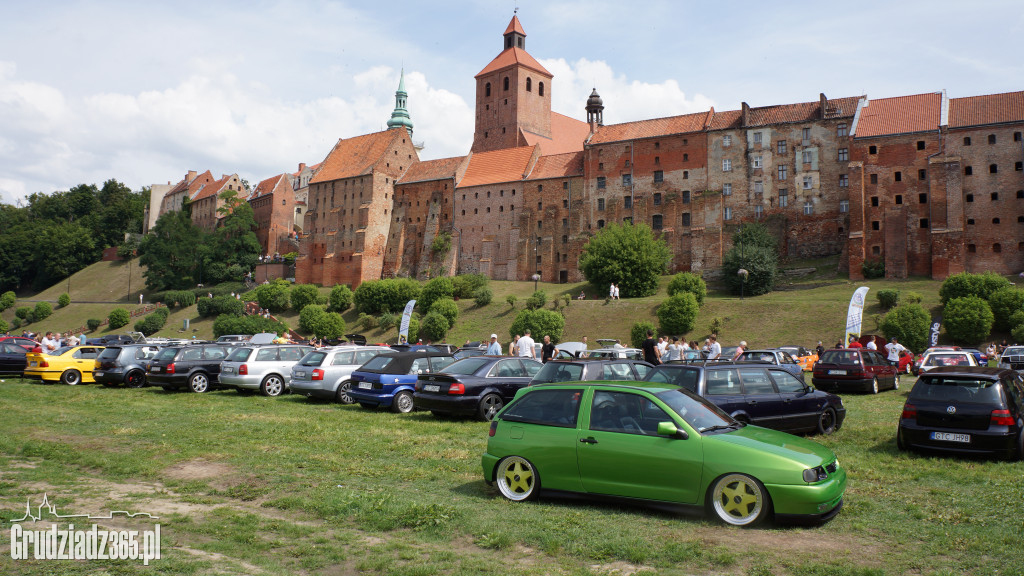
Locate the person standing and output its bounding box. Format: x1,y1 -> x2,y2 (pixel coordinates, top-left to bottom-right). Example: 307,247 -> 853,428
657,336 -> 668,358
509,335 -> 520,356
486,334 -> 503,356
40,332 -> 58,354
609,283 -> 616,300
732,341 -> 747,360
815,341 -> 825,358
865,335 -> 878,350
641,330 -> 661,365
885,337 -> 907,367
614,284 -> 620,300
518,330 -> 536,359
708,335 -> 722,360
665,337 -> 682,361
541,335 -> 557,363
848,336 -> 863,348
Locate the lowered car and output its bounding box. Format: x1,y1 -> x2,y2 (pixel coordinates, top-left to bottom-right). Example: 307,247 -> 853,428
348,350 -> 457,413
23,345 -> 105,385
93,344 -> 163,388
290,346 -> 395,402
735,349 -> 805,381
916,351 -> 979,374
0,341 -> 30,375
483,381 -> 846,526
811,348 -> 900,394
414,356 -> 543,420
146,343 -> 235,392
220,344 -> 313,396
0,336 -> 38,352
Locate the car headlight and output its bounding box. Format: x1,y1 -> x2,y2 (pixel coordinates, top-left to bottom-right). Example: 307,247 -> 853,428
803,466 -> 827,483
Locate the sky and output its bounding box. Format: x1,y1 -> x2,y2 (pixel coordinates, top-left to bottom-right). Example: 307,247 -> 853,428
1,0 -> 1022,205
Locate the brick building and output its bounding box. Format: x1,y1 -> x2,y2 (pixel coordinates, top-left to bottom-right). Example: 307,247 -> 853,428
249,173 -> 299,258
189,173 -> 243,232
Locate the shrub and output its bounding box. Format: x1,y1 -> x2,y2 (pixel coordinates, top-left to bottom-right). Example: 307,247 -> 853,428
940,272 -> 1011,305
881,304 -> 931,352
579,222 -> 670,298
1012,323 -> 1024,346
562,294 -> 571,307
666,272 -> 707,305
108,308 -> 131,329
405,314 -> 420,343
255,280 -> 291,312
160,290 -> 196,309
197,295 -> 245,317
709,317 -> 725,338
876,289 -> 900,310
631,321 -> 657,349
419,311 -> 451,342
24,312 -> 34,324
420,277 -> 455,311
299,304 -> 327,334
57,293 -> 71,308
328,284 -> 354,312
904,291 -> 923,305
943,296 -> 994,344
429,298 -> 459,326
358,312 -> 378,331
0,291 -> 15,311
15,307 -> 31,320
732,222 -> 777,250
474,287 -> 493,307
0,318 -> 7,333
452,274 -> 489,299
213,314 -> 288,338
290,284 -> 321,312
657,293 -> 700,335
506,295 -> 517,308
509,309 -> 565,343
87,318 -> 102,331
354,278 -> 421,314
313,312 -> 346,340
525,290 -> 547,311
722,245 -> 778,297
861,259 -> 885,279
134,312 -> 168,336
987,287 -> 1024,332
33,301 -> 53,321
10,318 -> 20,330
379,312 -> 398,331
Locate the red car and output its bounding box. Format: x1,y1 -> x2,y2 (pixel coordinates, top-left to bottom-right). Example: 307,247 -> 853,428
0,336 -> 37,352
812,348 -> 901,394
898,350 -> 915,374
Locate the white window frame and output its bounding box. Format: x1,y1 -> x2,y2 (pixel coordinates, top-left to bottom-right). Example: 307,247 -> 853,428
724,206 -> 733,220
779,189 -> 789,208
802,150 -> 812,164
803,201 -> 813,215
754,205 -> 764,218
778,165 -> 787,180
838,148 -> 849,161
839,200 -> 850,213
837,123 -> 849,137
839,174 -> 849,188
752,155 -> 762,169
723,135 -> 732,147
803,176 -> 813,190
723,183 -> 732,196
723,159 -> 732,172
754,181 -> 764,194
753,132 -> 762,144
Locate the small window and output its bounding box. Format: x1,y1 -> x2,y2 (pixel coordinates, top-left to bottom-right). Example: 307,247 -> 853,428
754,205 -> 763,219
754,181 -> 764,194
563,199 -> 568,208
562,235 -> 568,244
992,192 -> 999,201
895,195 -> 903,205
778,165 -> 787,180
723,159 -> 732,171
894,171 -> 902,182
538,82 -> 544,96
597,219 -> 605,229
802,127 -> 811,143
624,196 -> 632,209
870,174 -> 878,184
839,200 -> 849,213
872,221 -> 880,230
653,170 -> 664,183
724,206 -> 733,220
966,194 -> 974,202
779,188 -> 789,208
918,193 -> 927,204
597,176 -> 606,189
503,77 -> 509,91
869,145 -> 877,154
682,212 -> 691,226
967,244 -> 976,253
777,140 -> 787,154
485,82 -> 491,97
1017,162 -> 1023,171
653,193 -> 662,206
917,140 -> 925,150
652,215 -> 663,230
968,218 -> 975,225
994,243 -> 1002,253
721,184 -> 730,197
597,198 -> 605,211
871,196 -> 879,207
1018,190 -> 1024,199
753,132 -> 762,144
872,246 -> 881,255
839,174 -> 849,187
990,164 -> 999,174
654,156 -> 660,165
837,124 -> 848,137
526,77 -> 532,92
723,135 -> 732,147
683,170 -> 689,179
683,190 -> 691,203
919,169 -> 927,180
838,148 -> 848,161
1018,216 -> 1024,223
803,201 -> 813,215
683,153 -> 688,161
802,150 -> 812,164
994,218 -> 1001,224
622,174 -> 632,187
752,155 -> 762,169
803,176 -> 813,190
965,166 -> 973,176
1015,132 -> 1022,142
989,134 -> 997,145
920,219 -> 929,229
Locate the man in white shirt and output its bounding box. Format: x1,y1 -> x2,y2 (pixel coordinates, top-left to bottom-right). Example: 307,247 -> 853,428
657,337 -> 668,357
865,335 -> 878,350
40,332 -> 59,354
517,330 -> 536,359
885,337 -> 907,367
708,335 -> 722,359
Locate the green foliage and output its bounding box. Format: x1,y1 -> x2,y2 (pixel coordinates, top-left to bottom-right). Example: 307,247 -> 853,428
9,318 -> 19,330
876,289 -> 900,310
358,313 -> 378,331
328,284 -> 354,312
299,304 -> 326,334
108,308 -> 130,329
379,312 -> 398,331
139,211 -> 205,291
631,321 -> 657,349
657,293 -> 700,335
940,272 -> 1011,305
429,298 -> 459,326
33,301 -> 53,321
86,318 -> 102,331
525,290 -> 547,310
160,290 -> 196,309
1010,310 -> 1024,329
943,296 -> 994,344
474,287 -> 493,307
987,287 -> 1024,332
419,311 -> 451,342
353,278 -> 421,314
731,222 -> 777,250
881,304 -> 930,352
134,309 -> 169,336
57,293 -> 70,308
290,284 -> 321,313
562,294 -> 571,306
509,309 -> 565,343
0,318 -> 7,333
861,259 -> 885,279
15,307 -> 31,320
420,277 -> 455,311
212,314 -> 288,338
666,272 -> 707,305
506,295 -> 517,308
904,291 -> 923,305
312,311 -> 346,340
579,222 -> 670,298
430,231 -> 451,255
255,280 -> 291,313
0,291 -> 15,311
197,295 -> 245,317
722,245 -> 778,296
709,317 -> 725,338
452,274 -> 488,299
1012,323 -> 1024,346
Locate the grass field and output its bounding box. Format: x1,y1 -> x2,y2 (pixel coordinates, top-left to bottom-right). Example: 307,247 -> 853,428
0,376 -> 1021,575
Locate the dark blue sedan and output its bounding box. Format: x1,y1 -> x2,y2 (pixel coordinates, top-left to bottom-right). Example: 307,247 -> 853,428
413,356 -> 543,420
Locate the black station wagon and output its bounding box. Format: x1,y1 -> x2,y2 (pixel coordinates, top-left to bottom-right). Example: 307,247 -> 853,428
146,343 -> 235,393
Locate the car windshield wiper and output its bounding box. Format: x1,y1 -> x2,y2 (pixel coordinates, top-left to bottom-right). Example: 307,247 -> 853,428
699,423 -> 739,433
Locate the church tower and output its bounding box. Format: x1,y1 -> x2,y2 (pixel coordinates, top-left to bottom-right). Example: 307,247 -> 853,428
387,69 -> 414,135
471,14 -> 553,153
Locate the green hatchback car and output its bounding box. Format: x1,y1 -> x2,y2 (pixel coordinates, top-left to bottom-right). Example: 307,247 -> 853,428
482,382 -> 846,526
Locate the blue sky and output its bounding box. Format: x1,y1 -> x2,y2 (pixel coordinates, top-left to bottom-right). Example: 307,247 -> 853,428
1,0 -> 1021,204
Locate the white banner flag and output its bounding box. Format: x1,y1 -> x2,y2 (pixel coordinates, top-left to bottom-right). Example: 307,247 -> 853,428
843,287 -> 870,346
398,299 -> 416,341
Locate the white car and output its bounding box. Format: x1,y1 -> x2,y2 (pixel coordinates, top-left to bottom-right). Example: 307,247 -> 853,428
917,351 -> 978,373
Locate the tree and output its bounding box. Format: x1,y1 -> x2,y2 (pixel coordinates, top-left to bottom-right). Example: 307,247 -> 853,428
579,222 -> 670,298
108,308 -> 130,329
139,210 -> 206,291
290,284 -> 321,312
987,287 -> 1024,332
631,321 -> 656,349
329,284 -> 354,312
211,193 -> 261,274
943,296 -> 994,344
509,309 -> 565,343
657,293 -> 699,335
420,311 -> 451,342
0,291 -> 16,311
731,222 -> 777,250
666,272 -> 707,305
881,304 -> 930,353
722,245 -> 777,297
429,298 -> 459,326
420,277 -> 454,311
299,304 -> 327,333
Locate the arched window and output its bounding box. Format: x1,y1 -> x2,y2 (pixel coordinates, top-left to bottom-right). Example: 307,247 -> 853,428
526,77 -> 532,92
539,82 -> 545,96
503,77 -> 509,91
485,82 -> 491,97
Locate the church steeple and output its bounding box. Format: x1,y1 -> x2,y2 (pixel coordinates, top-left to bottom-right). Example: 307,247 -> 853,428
387,69 -> 414,135
503,14 -> 526,50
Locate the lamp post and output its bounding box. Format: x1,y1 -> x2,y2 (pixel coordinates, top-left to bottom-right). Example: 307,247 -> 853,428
531,273 -> 540,291
738,268 -> 749,300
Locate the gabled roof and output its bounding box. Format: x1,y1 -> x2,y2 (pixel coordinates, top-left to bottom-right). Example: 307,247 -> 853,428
746,96 -> 860,127
191,174 -> 233,203
293,162 -> 321,177
504,15 -> 526,36
311,130 -> 403,184
522,112 -> 589,154
949,91 -> 1024,128
250,174 -> 291,200
526,151 -> 584,180
165,170 -> 213,198
476,47 -> 551,78
853,92 -> 942,138
707,109 -> 742,131
459,146 -> 536,187
588,111 -> 710,145
398,156 -> 466,185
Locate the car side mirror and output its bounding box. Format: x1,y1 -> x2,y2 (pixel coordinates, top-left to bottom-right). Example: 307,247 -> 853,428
657,421 -> 688,440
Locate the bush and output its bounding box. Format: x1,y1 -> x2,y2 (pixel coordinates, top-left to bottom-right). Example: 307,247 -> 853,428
33,301 -> 53,321
722,245 -> 777,297
57,293 -> 71,308
525,290 -> 547,311
134,311 -> 168,336
312,311 -> 346,340
1010,310 -> 1024,330
108,308 -> 131,329
904,291 -> 923,305
160,290 -> 196,309
940,272 -> 1011,305
732,222 -> 777,250
452,274 -> 489,299
657,293 -> 700,335
0,318 -> 7,333
861,259 -> 885,279
299,304 -> 327,334
290,284 -> 321,313
353,278 -> 421,314
987,287 -> 1024,332
631,321 -> 657,349
419,311 -> 451,342
420,277 -> 455,311
358,312 -> 378,331
579,222 -> 670,298
429,298 -> 459,326
197,295 -> 245,317
9,318 -> 20,330
212,314 -> 288,338
474,287 -> 493,307
1012,323 -> 1024,346
15,307 -> 31,320
0,291 -> 15,311
400,314 -> 420,343
329,284 -> 354,312
509,309 -> 565,343
506,295 -> 517,308
255,280 -> 291,312
943,296 -> 994,344
379,312 -> 398,331
86,318 -> 102,331
881,304 -> 931,352
876,289 -> 900,310
666,272 -> 707,305
709,317 -> 725,338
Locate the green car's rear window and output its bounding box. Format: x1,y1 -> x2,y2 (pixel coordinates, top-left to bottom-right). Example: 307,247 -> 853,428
501,389 -> 582,428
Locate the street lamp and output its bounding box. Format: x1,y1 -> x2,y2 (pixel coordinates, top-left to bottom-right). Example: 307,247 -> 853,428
738,268 -> 749,300
531,273 -> 540,291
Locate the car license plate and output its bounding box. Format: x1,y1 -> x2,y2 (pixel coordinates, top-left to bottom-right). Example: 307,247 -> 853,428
295,371 -> 305,378
358,382 -> 371,389
152,367 -> 162,373
424,384 -> 440,392
30,361 -> 37,367
828,370 -> 847,375
223,367 -> 233,374
931,432 -> 970,443
94,371 -> 104,377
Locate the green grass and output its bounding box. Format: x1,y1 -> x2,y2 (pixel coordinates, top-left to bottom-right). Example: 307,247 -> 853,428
0,379 -> 1021,575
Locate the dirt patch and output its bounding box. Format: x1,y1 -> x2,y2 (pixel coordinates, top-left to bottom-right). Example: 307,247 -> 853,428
589,560 -> 653,575
163,458 -> 239,490
177,545 -> 268,575
703,528 -> 881,561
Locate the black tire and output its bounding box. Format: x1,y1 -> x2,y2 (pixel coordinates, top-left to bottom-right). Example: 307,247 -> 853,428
61,370 -> 82,386
495,456 -> 539,501
896,428 -> 907,451
358,402 -> 375,410
335,380 -> 355,404
189,373 -> 210,393
260,374 -> 285,397
125,370 -> 146,389
870,377 -> 880,394
391,390 -> 414,414
816,407 -> 837,436
707,473 -> 771,527
478,393 -> 504,421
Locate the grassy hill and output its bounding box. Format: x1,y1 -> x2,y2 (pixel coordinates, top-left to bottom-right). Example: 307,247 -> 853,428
1,256 -> 991,349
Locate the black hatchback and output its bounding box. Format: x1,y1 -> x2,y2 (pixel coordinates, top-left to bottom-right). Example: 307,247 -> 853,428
413,356 -> 543,420
146,343 -> 235,393
94,344 -> 163,388
897,366 -> 1024,460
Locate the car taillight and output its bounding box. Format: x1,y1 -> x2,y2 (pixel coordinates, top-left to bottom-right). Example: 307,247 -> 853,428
813,369 -> 825,378
166,363 -> 175,374
851,370 -> 868,379
448,381 -> 465,395
900,403 -> 917,420
991,409 -> 1014,426
312,369 -> 324,381
39,358 -> 49,368
238,364 -> 248,375
488,420 -> 498,437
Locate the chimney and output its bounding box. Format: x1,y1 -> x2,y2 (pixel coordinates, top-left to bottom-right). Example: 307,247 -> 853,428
186,170 -> 197,182
741,102 -> 750,127
820,93 -> 828,119
298,163 -> 306,172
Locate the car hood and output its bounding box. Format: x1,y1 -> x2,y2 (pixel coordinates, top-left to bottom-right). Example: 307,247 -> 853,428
708,425 -> 835,468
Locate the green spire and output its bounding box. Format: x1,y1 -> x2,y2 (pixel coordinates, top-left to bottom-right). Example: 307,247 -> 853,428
387,69 -> 413,135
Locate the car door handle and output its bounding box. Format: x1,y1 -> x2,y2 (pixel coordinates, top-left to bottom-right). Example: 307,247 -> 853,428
748,400 -> 757,405
579,437 -> 598,444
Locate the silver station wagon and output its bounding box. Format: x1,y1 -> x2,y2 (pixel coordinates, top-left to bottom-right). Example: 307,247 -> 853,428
219,344 -> 313,396
291,346 -> 396,403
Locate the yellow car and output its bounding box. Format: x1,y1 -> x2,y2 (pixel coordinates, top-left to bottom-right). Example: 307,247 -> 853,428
24,345 -> 105,385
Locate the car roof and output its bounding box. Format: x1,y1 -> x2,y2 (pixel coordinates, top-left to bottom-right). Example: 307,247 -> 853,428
919,366 -> 1009,378
528,380 -> 679,392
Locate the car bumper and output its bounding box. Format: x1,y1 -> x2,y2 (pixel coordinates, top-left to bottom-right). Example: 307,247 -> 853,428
219,374 -> 264,389
349,386 -> 402,407
93,370 -> 126,384
481,451 -> 500,483
22,370 -> 56,382
765,466 -> 846,518
414,392 -> 481,415
290,378 -> 337,399
812,378 -> 873,393
899,423 -> 1020,459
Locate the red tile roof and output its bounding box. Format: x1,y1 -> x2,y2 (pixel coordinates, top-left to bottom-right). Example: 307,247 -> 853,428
504,15 -> 525,36
459,146 -> 537,187
746,96 -> 860,127
292,162 -> 321,177
251,174 -> 291,199
526,151 -> 584,180
854,93 -> 942,138
310,130 -> 403,184
707,109 -> 742,131
476,47 -> 551,78
398,156 -> 466,184
522,112 -> 589,154
588,111 -> 710,145
165,170 -> 213,198
949,91 -> 1024,128
192,174 -> 232,202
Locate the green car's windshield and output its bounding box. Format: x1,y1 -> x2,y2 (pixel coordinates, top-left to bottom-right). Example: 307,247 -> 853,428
655,388 -> 736,432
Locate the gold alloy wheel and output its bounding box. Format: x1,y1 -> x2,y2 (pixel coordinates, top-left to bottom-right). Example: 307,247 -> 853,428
711,473 -> 767,526
496,456 -> 538,502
